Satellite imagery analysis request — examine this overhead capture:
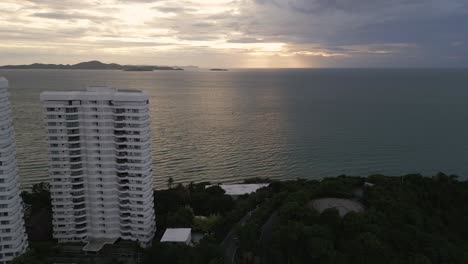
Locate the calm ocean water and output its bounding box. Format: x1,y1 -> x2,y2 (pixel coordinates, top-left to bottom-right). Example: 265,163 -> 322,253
0,69 -> 467,189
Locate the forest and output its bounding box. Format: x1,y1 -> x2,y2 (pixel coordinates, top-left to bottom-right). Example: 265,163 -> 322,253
13,173 -> 468,264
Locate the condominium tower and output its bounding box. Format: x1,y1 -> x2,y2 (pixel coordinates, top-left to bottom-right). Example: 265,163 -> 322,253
0,77 -> 28,264
40,87 -> 155,250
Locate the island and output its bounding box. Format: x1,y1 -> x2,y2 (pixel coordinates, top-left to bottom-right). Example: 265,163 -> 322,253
0,60 -> 184,71
210,68 -> 228,71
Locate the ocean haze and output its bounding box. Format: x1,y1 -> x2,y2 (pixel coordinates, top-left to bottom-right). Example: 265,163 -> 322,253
1,68 -> 467,189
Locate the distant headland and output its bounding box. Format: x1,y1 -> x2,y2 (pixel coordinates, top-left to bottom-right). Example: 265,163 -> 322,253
0,60 -> 184,71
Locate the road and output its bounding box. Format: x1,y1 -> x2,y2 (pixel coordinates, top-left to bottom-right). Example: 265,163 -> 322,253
259,211 -> 278,264
220,209 -> 255,264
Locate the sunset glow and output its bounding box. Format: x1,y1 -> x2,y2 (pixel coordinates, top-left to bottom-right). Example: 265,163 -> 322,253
0,0 -> 466,67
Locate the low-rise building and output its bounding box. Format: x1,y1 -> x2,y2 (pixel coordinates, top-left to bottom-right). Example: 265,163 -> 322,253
209,184 -> 269,198
160,228 -> 192,245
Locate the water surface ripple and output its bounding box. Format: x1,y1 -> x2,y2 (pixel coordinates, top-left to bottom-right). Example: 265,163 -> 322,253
0,69 -> 467,189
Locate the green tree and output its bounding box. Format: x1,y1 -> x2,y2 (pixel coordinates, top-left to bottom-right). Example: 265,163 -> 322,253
168,177 -> 174,189
12,250 -> 41,264
166,207 -> 194,227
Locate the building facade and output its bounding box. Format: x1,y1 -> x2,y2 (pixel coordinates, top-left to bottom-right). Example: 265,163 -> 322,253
40,87 -> 156,249
0,77 -> 28,264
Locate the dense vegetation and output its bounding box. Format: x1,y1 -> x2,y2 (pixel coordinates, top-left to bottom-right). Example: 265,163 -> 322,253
13,183 -> 55,264
15,174 -> 468,264
144,181 -> 273,264
236,173 -> 468,264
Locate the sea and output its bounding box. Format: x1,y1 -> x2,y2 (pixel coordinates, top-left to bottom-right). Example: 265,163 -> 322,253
0,68 -> 467,190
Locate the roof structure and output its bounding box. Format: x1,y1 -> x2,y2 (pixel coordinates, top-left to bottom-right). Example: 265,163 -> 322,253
215,184 -> 269,196
160,228 -> 192,243
83,237 -> 118,252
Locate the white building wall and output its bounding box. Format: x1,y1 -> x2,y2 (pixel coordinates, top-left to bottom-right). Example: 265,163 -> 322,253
40,87 -> 156,248
0,77 -> 29,264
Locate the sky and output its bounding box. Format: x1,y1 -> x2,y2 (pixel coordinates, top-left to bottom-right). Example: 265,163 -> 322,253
1,0 -> 467,68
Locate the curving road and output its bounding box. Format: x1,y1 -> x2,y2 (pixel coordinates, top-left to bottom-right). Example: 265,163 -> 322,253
221,210 -> 255,264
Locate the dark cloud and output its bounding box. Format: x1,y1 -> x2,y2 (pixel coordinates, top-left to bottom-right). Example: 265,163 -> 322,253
153,6 -> 197,13
242,0 -> 468,66
287,0 -> 403,14
227,37 -> 263,43
191,22 -> 216,27
3,0 -> 468,67
31,11 -> 105,21
24,0 -> 95,9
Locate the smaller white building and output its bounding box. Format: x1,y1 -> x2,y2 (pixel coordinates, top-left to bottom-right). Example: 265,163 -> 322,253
160,228 -> 192,245
211,184 -> 269,197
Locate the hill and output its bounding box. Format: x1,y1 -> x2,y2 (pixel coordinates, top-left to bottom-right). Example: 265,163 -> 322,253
0,60 -> 183,71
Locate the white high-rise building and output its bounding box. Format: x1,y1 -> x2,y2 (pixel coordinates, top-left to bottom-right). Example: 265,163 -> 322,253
0,77 -> 28,264
40,86 -> 156,250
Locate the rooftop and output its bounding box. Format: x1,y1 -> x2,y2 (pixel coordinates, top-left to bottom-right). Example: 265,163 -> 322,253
83,237 -> 118,252
86,86 -> 142,93
213,184 -> 270,196
160,228 -> 191,243
40,86 -> 147,101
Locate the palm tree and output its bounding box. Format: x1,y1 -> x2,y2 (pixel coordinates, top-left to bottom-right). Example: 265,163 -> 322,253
168,177 -> 174,189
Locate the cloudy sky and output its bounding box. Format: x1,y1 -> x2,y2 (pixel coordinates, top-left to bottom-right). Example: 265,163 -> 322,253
1,0 -> 467,68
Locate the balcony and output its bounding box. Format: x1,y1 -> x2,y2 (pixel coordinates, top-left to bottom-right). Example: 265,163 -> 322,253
66,115 -> 79,121
75,216 -> 87,223
117,166 -> 129,171
66,122 -> 79,128
73,205 -> 85,210
68,136 -> 80,142
119,193 -> 130,199
74,211 -> 86,216
119,186 -> 130,192
67,129 -> 80,135
69,150 -> 81,156
70,164 -> 82,170
69,143 -> 81,149
121,220 -> 131,225
69,157 -> 81,163
71,178 -> 83,184
115,131 -> 126,136
120,205 -> 130,211
75,223 -> 87,229
115,138 -> 127,143
71,190 -> 85,196
72,185 -> 84,191
65,108 -> 78,113
116,159 -> 128,164
71,171 -> 83,176
72,198 -> 85,203
119,180 -> 129,185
